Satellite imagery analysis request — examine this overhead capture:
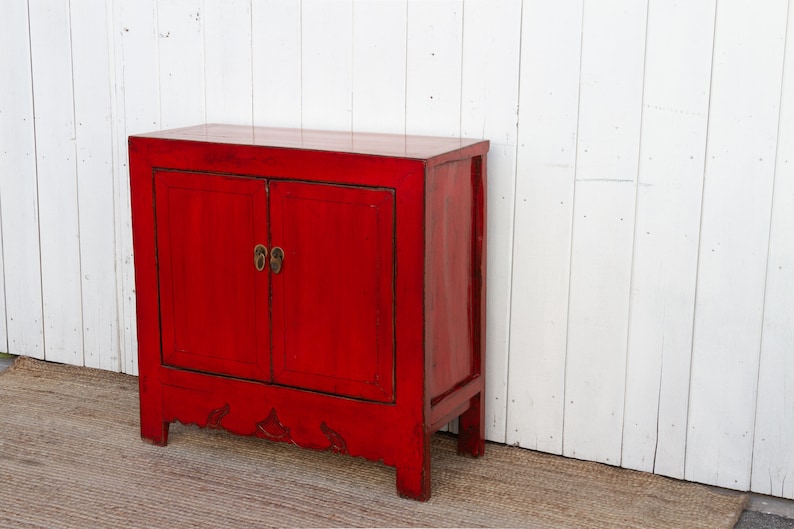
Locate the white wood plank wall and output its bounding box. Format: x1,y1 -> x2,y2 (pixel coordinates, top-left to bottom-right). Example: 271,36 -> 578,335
0,0 -> 792,499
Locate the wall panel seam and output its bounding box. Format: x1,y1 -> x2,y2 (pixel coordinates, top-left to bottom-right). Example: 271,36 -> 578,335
0,186 -> 7,352
750,0 -> 792,487
299,0 -> 304,129
201,0 -> 207,123
403,0 -> 409,135
683,0 -> 720,480
457,0 -> 465,138
105,0 -> 122,372
248,0 -> 254,127
620,0 -> 651,468
560,0 -> 587,454
26,0 -> 47,359
111,0 -> 130,373
350,0 -> 355,133
156,0 -> 162,124
67,0 -> 88,367
504,0 -> 527,444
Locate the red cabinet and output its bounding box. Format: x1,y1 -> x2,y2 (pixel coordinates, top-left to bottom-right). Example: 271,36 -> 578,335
129,124 -> 488,500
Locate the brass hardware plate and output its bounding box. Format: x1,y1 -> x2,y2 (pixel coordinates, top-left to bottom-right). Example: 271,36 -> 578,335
270,246 -> 284,274
254,244 -> 268,271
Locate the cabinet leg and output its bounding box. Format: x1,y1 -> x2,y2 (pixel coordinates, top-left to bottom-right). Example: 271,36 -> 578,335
396,429 -> 431,501
457,392 -> 485,457
141,416 -> 170,446
138,373 -> 168,445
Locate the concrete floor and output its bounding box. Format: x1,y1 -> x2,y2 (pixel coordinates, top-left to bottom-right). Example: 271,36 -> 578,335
737,511 -> 794,529
0,354 -> 792,527
737,495 -> 794,529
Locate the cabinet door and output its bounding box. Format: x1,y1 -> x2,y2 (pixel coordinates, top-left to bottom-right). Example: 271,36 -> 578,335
154,171 -> 270,380
270,181 -> 395,402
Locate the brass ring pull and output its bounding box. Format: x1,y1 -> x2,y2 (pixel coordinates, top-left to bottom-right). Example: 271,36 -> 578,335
254,244 -> 268,272
270,247 -> 284,274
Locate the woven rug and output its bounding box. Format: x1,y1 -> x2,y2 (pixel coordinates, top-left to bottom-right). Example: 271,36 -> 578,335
0,358 -> 746,528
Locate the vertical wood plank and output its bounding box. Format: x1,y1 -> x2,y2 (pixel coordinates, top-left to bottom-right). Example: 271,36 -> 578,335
686,0 -> 789,491
251,0 -> 301,127
114,0 -> 160,375
507,0 -> 583,454
405,0 -> 463,136
563,0 -> 648,466
621,0 -> 716,478
28,0 -> 84,365
0,0 -> 45,358
351,0 -> 407,134
460,0 -> 520,145
157,0 -> 205,128
71,0 -> 120,371
752,1 -> 794,499
204,0 -> 252,125
117,0 -> 160,136
301,0 -> 353,131
460,0 -> 521,443
0,217 -> 7,352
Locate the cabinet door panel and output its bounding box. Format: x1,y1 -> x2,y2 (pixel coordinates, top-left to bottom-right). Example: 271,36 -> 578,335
155,171 -> 269,380
270,181 -> 395,402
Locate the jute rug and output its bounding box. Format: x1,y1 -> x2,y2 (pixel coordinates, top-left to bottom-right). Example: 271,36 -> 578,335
0,357 -> 746,528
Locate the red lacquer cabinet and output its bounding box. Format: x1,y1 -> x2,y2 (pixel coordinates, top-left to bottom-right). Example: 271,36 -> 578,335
129,124 -> 488,500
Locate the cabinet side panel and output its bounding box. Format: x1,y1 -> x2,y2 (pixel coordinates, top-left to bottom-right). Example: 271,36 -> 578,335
426,158 -> 476,401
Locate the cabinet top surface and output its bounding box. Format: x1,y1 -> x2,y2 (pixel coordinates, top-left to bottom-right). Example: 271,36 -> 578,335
131,124 -> 489,160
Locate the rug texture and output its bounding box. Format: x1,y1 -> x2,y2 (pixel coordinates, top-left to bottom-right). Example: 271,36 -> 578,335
0,357 -> 746,528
